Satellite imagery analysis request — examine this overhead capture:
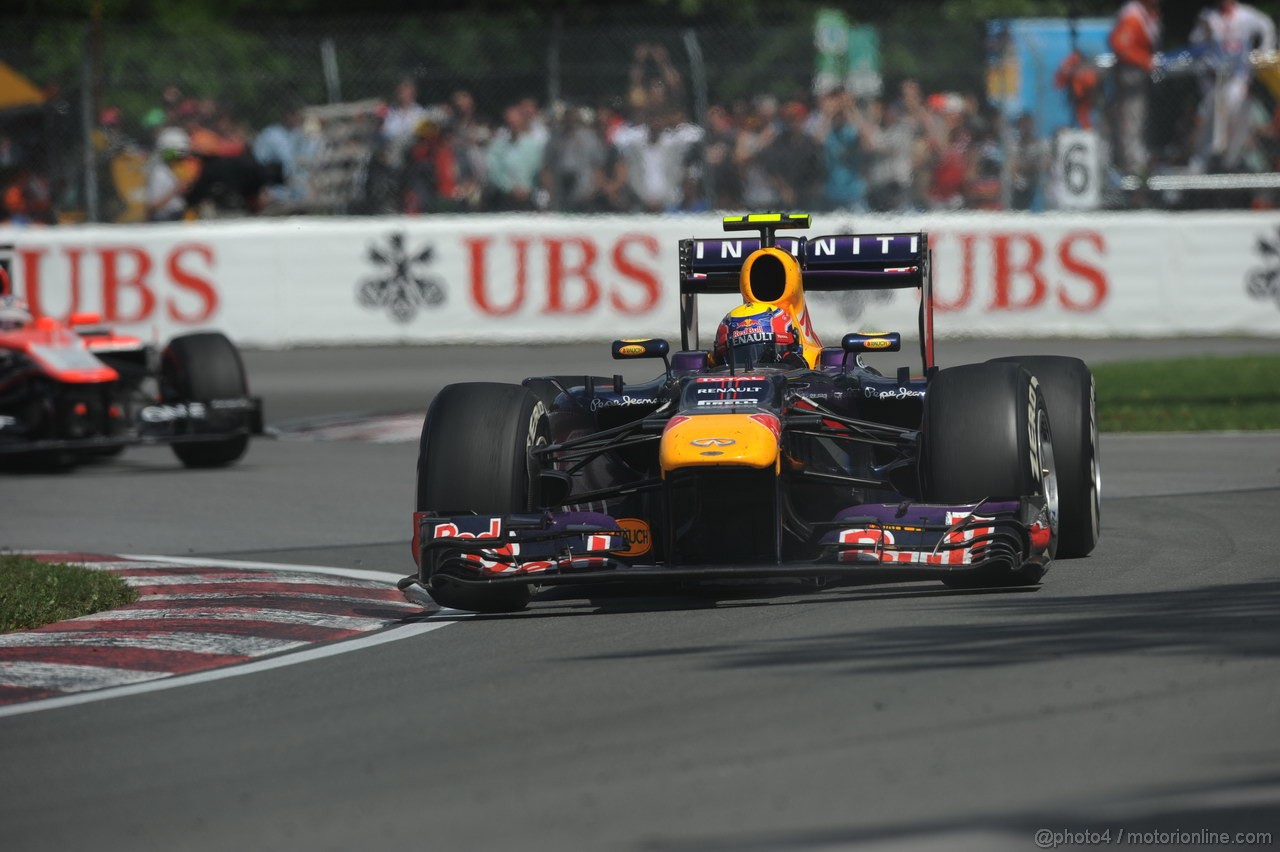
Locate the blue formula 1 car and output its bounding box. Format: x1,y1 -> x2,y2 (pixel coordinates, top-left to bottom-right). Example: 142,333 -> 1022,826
402,213 -> 1100,613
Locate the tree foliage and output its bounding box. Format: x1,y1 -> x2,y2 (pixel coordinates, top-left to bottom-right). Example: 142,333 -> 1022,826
11,0 -> 1280,129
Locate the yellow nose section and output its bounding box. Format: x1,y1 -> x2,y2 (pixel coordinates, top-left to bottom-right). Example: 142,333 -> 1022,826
659,413 -> 782,474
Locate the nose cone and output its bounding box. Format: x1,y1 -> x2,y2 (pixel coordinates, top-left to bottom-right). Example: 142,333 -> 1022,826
659,413 -> 782,473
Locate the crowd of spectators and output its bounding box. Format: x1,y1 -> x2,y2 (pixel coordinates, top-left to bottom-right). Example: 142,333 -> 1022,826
3,0 -> 1279,225
0,131 -> 54,225
12,65 -> 1034,224
0,83 -> 307,225
362,68 -> 1025,217
1108,0 -> 1277,181
122,87 -> 299,222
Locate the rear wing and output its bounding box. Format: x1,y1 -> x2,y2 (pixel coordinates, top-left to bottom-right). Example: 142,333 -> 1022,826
677,231 -> 936,368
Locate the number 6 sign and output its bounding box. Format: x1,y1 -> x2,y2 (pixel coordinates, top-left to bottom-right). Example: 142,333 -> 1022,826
1054,128 -> 1100,210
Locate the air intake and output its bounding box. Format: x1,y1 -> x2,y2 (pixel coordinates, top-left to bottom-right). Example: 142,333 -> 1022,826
747,252 -> 787,302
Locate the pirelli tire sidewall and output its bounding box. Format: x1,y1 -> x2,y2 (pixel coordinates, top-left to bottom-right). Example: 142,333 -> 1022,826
922,361 -> 1052,586
990,355 -> 1100,558
416,382 -> 549,613
160,331 -> 251,469
922,362 -> 1043,502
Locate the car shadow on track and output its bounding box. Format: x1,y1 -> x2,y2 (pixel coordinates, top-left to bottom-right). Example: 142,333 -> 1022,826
403,578 -> 1038,623
561,579 -> 1280,672
639,771 -> 1280,851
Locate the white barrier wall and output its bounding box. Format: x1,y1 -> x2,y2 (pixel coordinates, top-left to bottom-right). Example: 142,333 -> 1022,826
2,212 -> 1279,347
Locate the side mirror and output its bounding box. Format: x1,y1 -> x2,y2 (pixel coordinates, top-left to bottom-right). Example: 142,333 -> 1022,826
612,338 -> 670,376
612,338 -> 670,359
842,331 -> 901,354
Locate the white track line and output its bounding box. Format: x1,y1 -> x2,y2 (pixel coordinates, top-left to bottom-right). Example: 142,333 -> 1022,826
120,554 -> 413,584
0,554 -> 462,719
19,551 -> 412,584
135,592 -> 421,609
76,606 -> 394,630
113,574 -> 400,590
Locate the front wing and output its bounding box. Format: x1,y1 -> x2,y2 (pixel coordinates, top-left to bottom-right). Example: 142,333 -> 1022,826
401,499 -> 1054,605
0,396 -> 263,455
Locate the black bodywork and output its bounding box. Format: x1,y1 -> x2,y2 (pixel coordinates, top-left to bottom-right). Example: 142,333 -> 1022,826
528,357 -> 930,568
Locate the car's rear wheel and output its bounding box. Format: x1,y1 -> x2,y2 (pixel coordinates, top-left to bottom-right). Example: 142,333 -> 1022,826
416,382 -> 548,613
161,332 -> 250,469
921,362 -> 1056,588
990,355 -> 1099,558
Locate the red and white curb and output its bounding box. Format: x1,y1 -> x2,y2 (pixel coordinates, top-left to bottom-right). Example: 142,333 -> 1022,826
0,553 -> 455,717
270,412 -> 424,444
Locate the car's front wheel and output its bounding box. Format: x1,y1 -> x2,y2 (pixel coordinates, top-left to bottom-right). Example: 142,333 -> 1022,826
921,361 -> 1057,588
161,332 -> 250,469
990,355 -> 1099,558
416,382 -> 549,613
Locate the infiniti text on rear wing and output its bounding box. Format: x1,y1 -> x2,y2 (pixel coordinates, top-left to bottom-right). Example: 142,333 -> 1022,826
679,233 -> 927,291
677,232 -> 937,368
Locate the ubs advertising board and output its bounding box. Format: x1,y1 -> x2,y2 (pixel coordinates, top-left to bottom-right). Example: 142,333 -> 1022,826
2,212 -> 1278,347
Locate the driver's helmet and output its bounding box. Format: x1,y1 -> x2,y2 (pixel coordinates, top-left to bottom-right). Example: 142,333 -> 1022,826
0,294 -> 33,331
712,301 -> 805,368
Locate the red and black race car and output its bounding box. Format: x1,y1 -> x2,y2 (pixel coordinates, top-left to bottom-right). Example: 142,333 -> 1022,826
0,277 -> 260,468
403,213 -> 1100,613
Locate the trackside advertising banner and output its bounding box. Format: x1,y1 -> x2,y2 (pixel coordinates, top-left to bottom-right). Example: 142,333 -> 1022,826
2,212 -> 1279,347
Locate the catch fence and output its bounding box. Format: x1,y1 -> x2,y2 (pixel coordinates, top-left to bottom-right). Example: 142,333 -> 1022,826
1,6 -> 1277,224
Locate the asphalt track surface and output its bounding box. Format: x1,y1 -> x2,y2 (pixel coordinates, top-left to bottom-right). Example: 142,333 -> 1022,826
3,340 -> 1280,851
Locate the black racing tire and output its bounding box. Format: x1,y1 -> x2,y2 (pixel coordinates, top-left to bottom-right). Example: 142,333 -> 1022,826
161,332 -> 250,469
990,355 -> 1100,558
416,382 -> 549,613
922,362 -> 1056,588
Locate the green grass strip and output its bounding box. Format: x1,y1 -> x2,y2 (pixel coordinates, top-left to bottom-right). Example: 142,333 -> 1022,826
1093,354 -> 1280,432
0,555 -> 138,634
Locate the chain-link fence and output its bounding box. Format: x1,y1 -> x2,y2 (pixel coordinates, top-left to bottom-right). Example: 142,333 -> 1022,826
3,5 -> 1280,225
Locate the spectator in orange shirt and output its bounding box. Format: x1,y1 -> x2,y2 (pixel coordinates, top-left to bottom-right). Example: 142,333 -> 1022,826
1110,0 -> 1162,175
2,170 -> 53,225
